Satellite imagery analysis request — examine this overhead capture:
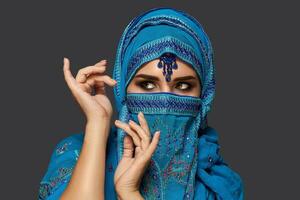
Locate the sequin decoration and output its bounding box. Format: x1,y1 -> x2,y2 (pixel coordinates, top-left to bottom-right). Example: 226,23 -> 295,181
157,52 -> 178,82
140,159 -> 162,199
56,141 -> 72,155
136,114 -> 199,199
38,183 -> 52,200
39,167 -> 74,200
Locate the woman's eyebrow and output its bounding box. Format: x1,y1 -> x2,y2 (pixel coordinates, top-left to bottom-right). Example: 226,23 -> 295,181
134,74 -> 160,81
134,74 -> 196,81
173,75 -> 196,81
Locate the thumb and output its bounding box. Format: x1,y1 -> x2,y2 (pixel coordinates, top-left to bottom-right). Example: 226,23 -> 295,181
63,57 -> 84,97
122,135 -> 134,158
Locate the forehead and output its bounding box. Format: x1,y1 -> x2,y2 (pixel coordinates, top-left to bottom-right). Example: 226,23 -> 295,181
134,57 -> 198,78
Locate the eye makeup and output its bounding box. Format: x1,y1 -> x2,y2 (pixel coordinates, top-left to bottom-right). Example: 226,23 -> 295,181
175,82 -> 193,91
136,80 -> 156,90
135,80 -> 195,91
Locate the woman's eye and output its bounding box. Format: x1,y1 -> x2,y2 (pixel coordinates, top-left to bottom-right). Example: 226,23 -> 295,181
138,81 -> 155,90
176,82 -> 191,91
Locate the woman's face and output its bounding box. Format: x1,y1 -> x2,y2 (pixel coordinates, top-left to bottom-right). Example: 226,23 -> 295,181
127,58 -> 201,97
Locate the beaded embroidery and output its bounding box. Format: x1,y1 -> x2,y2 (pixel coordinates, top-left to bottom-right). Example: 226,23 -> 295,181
125,36 -> 203,88
157,52 -> 178,82
39,167 -> 73,199
113,15 -> 213,105
56,141 -> 72,155
122,16 -> 209,67
126,92 -> 202,117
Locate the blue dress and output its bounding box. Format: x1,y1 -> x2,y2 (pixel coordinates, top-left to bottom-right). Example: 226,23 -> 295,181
38,125 -> 118,200
38,125 -> 244,199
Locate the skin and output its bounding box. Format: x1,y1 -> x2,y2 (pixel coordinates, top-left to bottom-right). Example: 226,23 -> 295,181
126,57 -> 201,97
61,58 -> 115,200
60,56 -> 201,200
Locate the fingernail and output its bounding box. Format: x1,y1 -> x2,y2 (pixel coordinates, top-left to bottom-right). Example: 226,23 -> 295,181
115,120 -> 120,124
138,111 -> 143,117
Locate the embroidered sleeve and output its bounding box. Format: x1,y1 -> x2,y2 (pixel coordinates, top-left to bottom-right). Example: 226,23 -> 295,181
38,133 -> 83,200
194,129 -> 245,200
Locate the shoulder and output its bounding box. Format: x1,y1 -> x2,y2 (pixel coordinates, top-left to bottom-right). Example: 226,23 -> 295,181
197,126 -> 224,169
46,132 -> 84,169
198,126 -> 219,143
39,133 -> 84,199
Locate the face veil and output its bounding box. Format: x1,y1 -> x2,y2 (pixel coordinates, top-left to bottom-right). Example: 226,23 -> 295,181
126,92 -> 203,199
112,7 -> 217,200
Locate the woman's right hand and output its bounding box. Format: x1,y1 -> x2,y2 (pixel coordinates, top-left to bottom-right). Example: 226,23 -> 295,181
63,57 -> 117,122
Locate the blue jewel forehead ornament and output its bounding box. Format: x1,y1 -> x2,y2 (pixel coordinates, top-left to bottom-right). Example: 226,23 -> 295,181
157,52 -> 178,82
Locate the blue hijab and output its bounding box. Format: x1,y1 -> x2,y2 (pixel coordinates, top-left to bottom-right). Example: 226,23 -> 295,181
38,7 -> 244,200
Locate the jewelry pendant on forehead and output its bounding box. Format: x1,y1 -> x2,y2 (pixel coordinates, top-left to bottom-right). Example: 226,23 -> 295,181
157,53 -> 178,82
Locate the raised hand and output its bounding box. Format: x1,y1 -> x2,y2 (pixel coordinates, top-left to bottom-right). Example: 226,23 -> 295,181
114,111 -> 160,200
63,57 -> 117,121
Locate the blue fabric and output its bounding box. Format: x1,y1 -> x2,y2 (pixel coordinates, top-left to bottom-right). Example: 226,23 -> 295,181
126,91 -> 203,199
38,7 -> 244,200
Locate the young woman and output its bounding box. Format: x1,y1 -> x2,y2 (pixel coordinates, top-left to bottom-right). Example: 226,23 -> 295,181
38,7 -> 244,200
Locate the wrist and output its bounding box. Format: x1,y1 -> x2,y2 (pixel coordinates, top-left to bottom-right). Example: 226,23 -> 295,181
87,115 -> 111,125
85,117 -> 111,140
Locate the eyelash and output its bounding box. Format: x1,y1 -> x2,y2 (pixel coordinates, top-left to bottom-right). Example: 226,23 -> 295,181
137,81 -> 193,91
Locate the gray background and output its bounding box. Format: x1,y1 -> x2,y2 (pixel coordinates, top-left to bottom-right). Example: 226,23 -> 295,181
1,0 -> 299,199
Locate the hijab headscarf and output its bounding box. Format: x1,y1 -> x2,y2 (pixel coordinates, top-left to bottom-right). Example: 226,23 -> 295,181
38,7 -> 244,200
112,6 -> 244,200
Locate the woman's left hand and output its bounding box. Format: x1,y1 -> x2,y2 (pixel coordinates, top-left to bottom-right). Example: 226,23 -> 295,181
114,111 -> 160,200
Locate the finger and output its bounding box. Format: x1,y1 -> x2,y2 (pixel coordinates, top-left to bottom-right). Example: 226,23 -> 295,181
63,57 -> 81,94
115,120 -> 141,147
86,74 -> 117,88
135,146 -> 142,157
122,135 -> 134,158
128,120 -> 150,150
129,120 -> 150,142
137,112 -> 151,137
76,65 -> 107,83
145,131 -> 160,158
94,59 -> 107,67
86,75 -> 117,95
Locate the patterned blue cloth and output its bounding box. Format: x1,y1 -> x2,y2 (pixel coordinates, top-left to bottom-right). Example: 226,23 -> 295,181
38,7 -> 244,200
